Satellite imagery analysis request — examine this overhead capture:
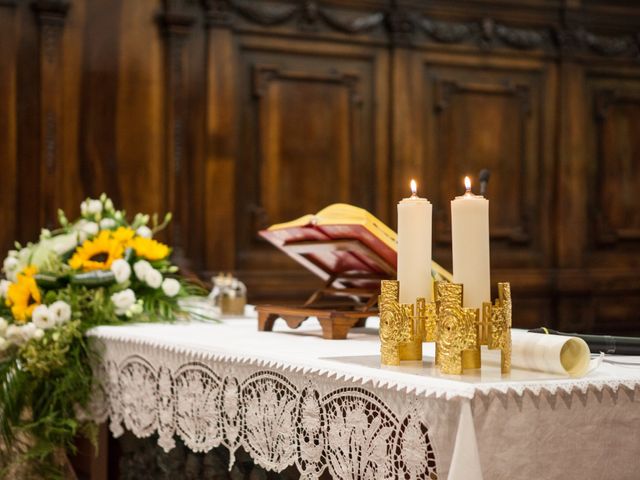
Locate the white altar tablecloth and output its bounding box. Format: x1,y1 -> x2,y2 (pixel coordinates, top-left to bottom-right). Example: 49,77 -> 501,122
87,309 -> 640,480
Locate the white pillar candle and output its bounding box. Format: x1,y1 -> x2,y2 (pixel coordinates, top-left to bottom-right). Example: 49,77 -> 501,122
451,176 -> 491,309
397,179 -> 432,304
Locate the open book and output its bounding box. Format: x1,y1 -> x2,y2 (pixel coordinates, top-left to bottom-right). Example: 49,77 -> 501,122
260,203 -> 451,291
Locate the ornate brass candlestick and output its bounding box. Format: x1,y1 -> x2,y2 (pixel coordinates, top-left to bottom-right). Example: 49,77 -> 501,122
379,280 -> 512,375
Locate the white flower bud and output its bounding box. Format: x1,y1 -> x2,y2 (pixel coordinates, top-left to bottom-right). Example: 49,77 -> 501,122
104,198 -> 114,212
20,323 -> 37,342
0,280 -> 10,298
111,289 -> 136,316
49,300 -> 72,324
0,337 -> 7,351
145,269 -> 163,289
87,199 -> 103,215
3,256 -> 18,274
32,305 -> 56,330
81,222 -> 99,236
80,201 -> 88,216
100,218 -> 117,230
133,260 -> 151,280
111,259 -> 132,284
161,278 -> 181,297
136,225 -> 153,239
34,328 -> 45,340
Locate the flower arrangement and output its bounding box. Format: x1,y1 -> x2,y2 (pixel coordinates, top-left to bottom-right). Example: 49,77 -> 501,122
0,194 -> 212,477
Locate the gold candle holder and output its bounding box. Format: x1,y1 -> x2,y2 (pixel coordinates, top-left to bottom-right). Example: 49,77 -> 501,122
379,280 -> 424,365
433,282 -> 479,374
379,279 -> 512,375
482,282 -> 512,374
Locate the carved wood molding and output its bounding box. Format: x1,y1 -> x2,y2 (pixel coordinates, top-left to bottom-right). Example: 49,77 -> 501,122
199,1 -> 640,61
203,0 -> 384,34
433,78 -> 533,246
252,64 -> 362,105
435,79 -> 531,116
593,88 -> 640,246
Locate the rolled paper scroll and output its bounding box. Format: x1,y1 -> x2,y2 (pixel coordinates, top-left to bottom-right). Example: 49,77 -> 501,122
511,331 -> 591,377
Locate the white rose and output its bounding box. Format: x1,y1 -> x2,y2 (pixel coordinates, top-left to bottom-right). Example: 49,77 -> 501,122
145,269 -> 163,289
0,280 -> 10,298
87,199 -> 103,215
20,323 -> 37,342
49,300 -> 72,324
133,260 -> 152,280
32,305 -> 56,330
5,325 -> 21,344
111,289 -> 136,315
3,256 -> 18,275
161,278 -> 180,297
111,259 -> 132,284
34,328 -> 45,341
100,218 -> 117,230
136,226 -> 153,239
81,222 -> 99,236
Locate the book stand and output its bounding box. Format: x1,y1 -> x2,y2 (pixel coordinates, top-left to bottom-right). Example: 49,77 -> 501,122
257,239 -> 395,339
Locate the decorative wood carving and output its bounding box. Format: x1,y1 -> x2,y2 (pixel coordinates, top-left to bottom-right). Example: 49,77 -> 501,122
208,0 -> 385,35
418,17 -> 476,44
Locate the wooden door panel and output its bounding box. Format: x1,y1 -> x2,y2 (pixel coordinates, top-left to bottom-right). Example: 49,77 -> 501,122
421,60 -> 552,270
237,41 -> 388,272
590,82 -> 640,262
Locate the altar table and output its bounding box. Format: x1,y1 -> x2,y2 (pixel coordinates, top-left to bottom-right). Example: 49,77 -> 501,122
87,310 -> 640,480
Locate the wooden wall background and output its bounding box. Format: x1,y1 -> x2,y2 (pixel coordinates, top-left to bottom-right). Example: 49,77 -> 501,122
1,0 -> 640,334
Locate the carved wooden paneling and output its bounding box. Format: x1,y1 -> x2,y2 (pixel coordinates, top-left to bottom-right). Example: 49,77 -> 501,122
1,0 -> 640,334
592,88 -> 640,247
419,58 -> 553,271
235,39 -> 388,274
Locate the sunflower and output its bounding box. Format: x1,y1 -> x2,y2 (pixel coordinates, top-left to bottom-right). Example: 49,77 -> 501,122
69,230 -> 124,271
112,226 -> 135,244
127,237 -> 170,261
6,270 -> 41,323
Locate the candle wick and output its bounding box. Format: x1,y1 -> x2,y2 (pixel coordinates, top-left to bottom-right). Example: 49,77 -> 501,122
410,192 -> 418,199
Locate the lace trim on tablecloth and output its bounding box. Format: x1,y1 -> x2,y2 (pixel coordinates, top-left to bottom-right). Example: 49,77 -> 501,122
87,328 -> 640,402
90,355 -> 439,479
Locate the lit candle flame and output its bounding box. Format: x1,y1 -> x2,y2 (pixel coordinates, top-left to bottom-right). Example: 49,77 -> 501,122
464,176 -> 472,193
410,179 -> 417,197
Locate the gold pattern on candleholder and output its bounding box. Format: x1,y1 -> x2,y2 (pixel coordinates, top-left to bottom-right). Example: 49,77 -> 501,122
482,282 -> 512,373
379,280 -> 413,366
422,300 -> 438,342
434,282 -> 479,375
379,279 -> 512,374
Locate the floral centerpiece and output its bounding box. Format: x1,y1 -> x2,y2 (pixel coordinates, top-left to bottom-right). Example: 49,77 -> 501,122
0,194 -> 212,477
